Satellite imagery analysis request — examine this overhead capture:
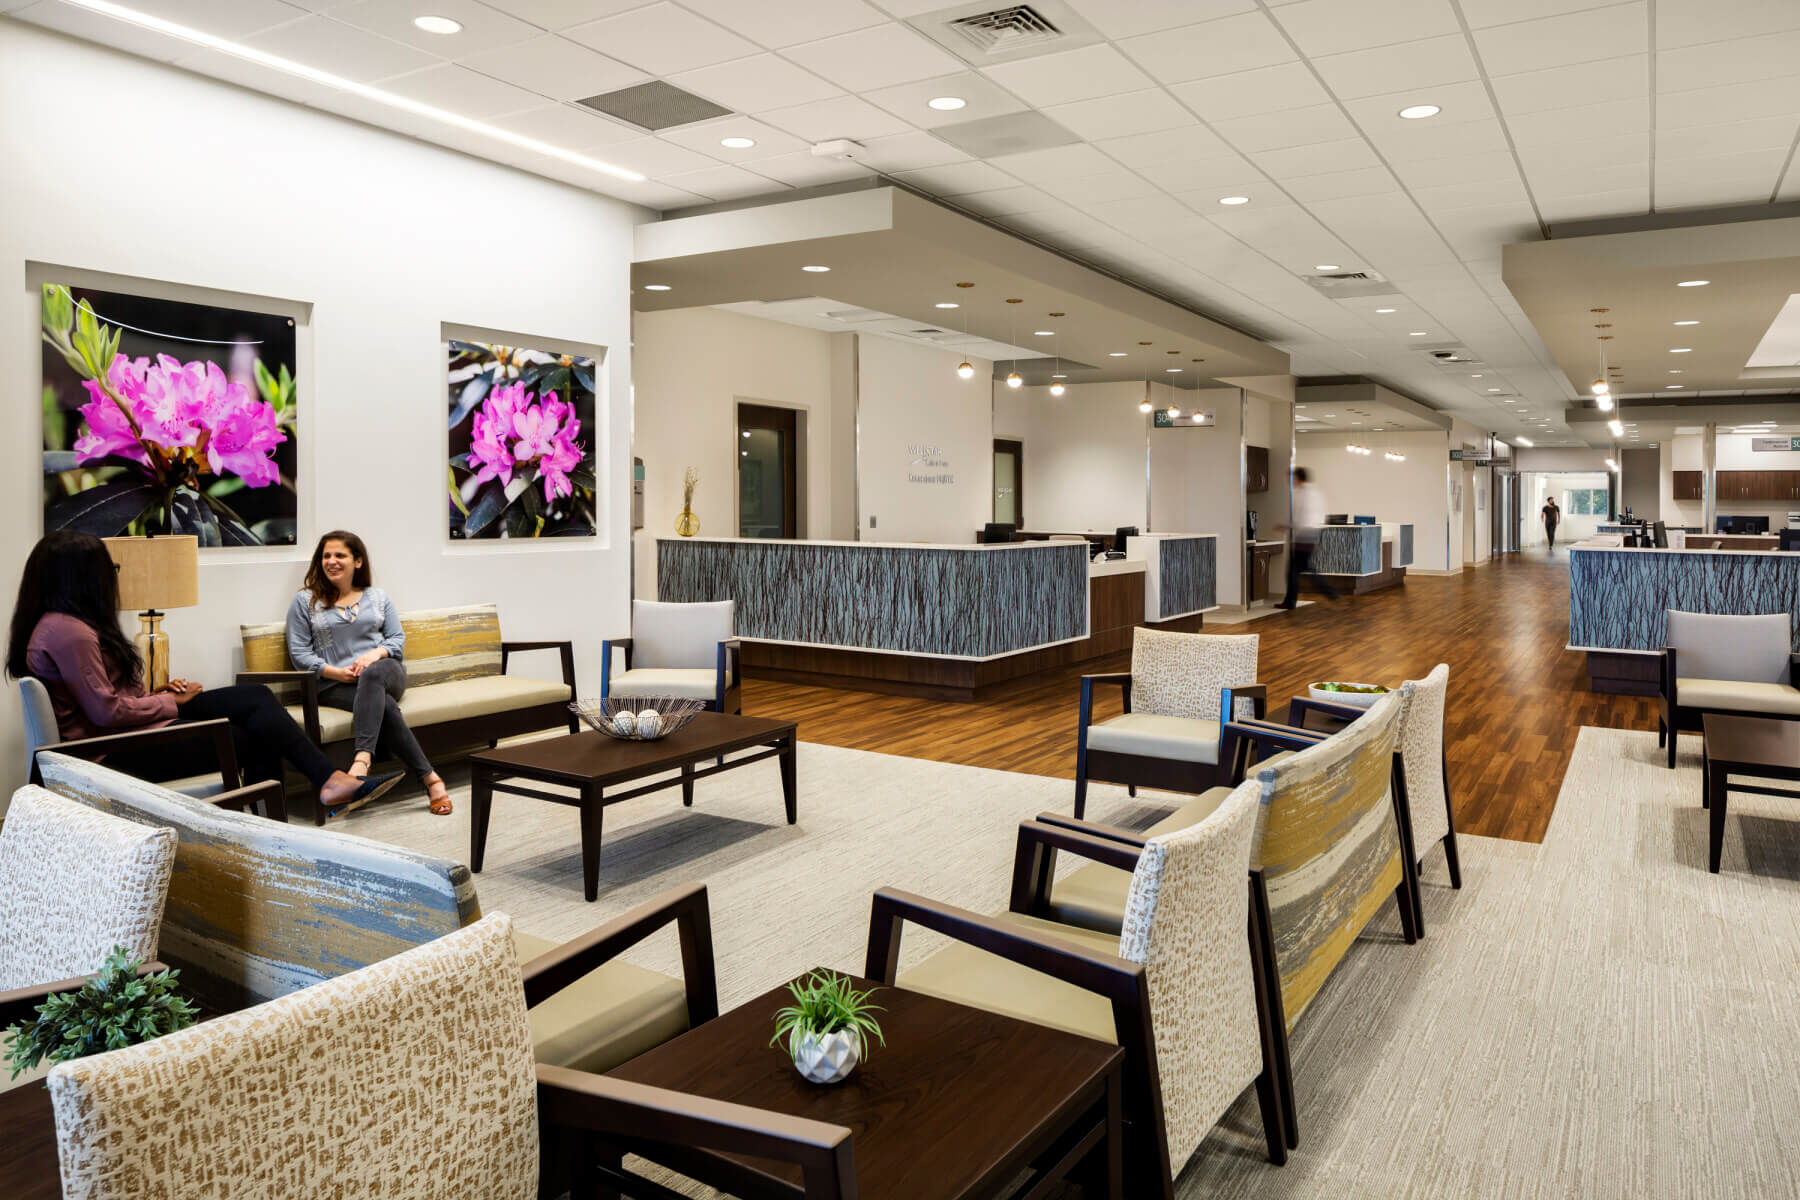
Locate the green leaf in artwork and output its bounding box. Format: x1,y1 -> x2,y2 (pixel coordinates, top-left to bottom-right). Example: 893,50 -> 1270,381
42,385 -> 65,450
45,480 -> 158,537
253,358 -> 277,404
448,467 -> 469,516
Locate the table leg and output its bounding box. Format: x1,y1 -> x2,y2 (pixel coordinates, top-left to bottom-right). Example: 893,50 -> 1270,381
780,735 -> 797,824
1701,743 -> 1710,808
682,762 -> 694,808
471,766 -> 493,874
1104,1069 -> 1122,1200
580,785 -> 604,902
1708,766 -> 1728,874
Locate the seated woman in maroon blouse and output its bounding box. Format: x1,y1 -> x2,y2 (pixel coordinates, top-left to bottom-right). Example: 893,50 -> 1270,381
6,531 -> 397,815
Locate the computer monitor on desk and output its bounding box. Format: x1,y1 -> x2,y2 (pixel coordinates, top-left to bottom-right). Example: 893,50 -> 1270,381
1718,515 -> 1771,534
1325,513 -> 1348,525
981,522 -> 1016,544
1352,514 -> 1376,525
1112,526 -> 1139,554
1781,529 -> 1800,552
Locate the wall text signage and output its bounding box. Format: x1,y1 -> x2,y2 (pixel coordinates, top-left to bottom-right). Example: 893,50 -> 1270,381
1152,408 -> 1215,428
907,443 -> 953,484
1751,436 -> 1800,452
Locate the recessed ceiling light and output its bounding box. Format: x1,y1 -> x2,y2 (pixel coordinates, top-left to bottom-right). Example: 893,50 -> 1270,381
643,284 -> 671,291
801,265 -> 830,272
1325,413 -> 1337,417
927,96 -> 966,111
1470,374 -> 1483,378
935,302 -> 958,309
720,136 -> 756,149
1669,347 -> 1692,353
1316,264 -> 1340,271
1487,388 -> 1501,393
1219,195 -> 1250,205
1375,307 -> 1396,313
1166,368 -> 1183,373
1398,104 -> 1441,119
1669,369 -> 1683,374
1674,320 -> 1699,326
413,15 -> 462,34
1052,373 -> 1066,379
742,430 -> 751,439
1409,331 -> 1428,336
1666,384 -> 1684,389
1677,280 -> 1710,287
1034,330 -> 1054,336
1109,351 -> 1127,357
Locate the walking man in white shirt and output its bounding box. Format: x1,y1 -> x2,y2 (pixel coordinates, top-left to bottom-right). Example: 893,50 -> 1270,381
1279,466 -> 1340,609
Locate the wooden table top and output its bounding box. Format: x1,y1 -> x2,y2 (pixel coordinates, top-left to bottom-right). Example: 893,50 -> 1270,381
607,971 -> 1121,1200
0,1080 -> 59,1198
471,711 -> 797,785
1703,713 -> 1800,770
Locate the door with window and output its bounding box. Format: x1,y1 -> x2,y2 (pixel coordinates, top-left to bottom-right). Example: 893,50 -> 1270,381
993,439 -> 1023,527
737,403 -> 798,539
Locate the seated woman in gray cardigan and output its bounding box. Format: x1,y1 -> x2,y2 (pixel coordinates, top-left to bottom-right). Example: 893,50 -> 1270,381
286,530 -> 451,815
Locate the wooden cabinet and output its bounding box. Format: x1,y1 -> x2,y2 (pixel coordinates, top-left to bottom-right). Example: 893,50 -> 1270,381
1672,470 -> 1703,501
1672,469 -> 1800,502
1248,543 -> 1280,602
1246,445 -> 1271,493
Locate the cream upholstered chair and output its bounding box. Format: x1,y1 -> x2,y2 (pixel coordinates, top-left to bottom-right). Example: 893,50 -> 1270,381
1660,610 -> 1800,768
20,677 -> 249,803
49,914 -> 856,1199
1394,665 -> 1460,887
1075,628 -> 1264,818
866,778 -> 1280,1198
603,599 -> 740,712
0,787 -> 176,1028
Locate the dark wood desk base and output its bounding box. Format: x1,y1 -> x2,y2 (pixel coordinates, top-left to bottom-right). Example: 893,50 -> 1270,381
1701,713 -> 1800,873
1302,541 -> 1407,596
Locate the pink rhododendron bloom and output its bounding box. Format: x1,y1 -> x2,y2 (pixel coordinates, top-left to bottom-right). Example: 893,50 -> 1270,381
73,381 -> 150,464
465,382 -> 585,502
72,352 -> 286,486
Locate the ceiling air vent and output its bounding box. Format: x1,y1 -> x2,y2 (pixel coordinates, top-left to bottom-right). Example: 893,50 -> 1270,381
909,0 -> 1100,65
949,5 -> 1060,53
1300,269 -> 1399,300
577,81 -> 731,131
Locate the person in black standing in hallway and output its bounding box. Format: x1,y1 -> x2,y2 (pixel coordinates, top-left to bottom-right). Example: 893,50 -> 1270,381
1541,495 -> 1560,551
1279,466 -> 1339,609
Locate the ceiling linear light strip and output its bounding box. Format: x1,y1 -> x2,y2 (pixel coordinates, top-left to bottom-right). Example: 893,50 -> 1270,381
56,0 -> 647,183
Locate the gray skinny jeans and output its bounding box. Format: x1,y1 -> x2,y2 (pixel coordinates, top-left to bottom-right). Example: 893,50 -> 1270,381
317,658 -> 433,778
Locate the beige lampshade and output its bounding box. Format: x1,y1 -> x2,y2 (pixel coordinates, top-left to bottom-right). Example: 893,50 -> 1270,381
105,535 -> 199,611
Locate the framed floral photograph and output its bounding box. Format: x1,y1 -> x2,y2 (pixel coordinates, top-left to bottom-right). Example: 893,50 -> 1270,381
40,283 -> 299,545
447,340 -> 596,539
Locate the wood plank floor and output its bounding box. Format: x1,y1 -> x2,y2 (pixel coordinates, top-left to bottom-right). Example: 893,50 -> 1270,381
741,548 -> 1653,843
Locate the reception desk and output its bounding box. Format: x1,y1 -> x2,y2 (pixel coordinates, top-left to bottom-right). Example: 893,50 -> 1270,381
1569,542 -> 1800,694
1305,523 -> 1413,594
657,534 -> 1215,699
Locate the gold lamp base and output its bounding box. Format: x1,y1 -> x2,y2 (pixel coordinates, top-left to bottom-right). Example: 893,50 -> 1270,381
135,610 -> 171,693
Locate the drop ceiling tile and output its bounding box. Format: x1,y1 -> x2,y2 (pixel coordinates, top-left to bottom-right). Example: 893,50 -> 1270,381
659,116 -> 810,158
659,163 -> 789,200
1284,165 -> 1405,202
1054,171 -> 1161,206
1314,35 -> 1481,104
1117,11 -> 1295,86
1368,117 -> 1512,162
736,150 -> 873,187
1410,174 -> 1532,210
1657,116 -> 1800,160
1489,54 -> 1647,116
1041,89 -> 1196,141
1656,0 -> 1800,49
1138,153 -> 1268,193
585,134 -> 721,175
1165,63 -> 1331,124
375,64 -> 547,116
564,4 -> 758,76
784,23 -> 964,91
1065,0 -> 1256,39
1213,103 -> 1358,152
1655,174 -> 1781,211
245,16 -> 440,81
1273,0 -> 1461,57
890,160 -> 1019,194
490,102 -> 639,149
855,129 -> 970,171
862,71 -> 1026,128
329,0 -> 541,54
1654,145 -> 1790,182
1175,181 -> 1297,212
1343,80 -> 1499,132
1782,160 -> 1800,202
674,0 -> 886,49
1507,98 -> 1650,149
12,1 -> 190,59
1253,137 -> 1384,180
759,94 -> 912,142
1515,131 -> 1648,172
993,142 -> 1118,181
458,36 -> 646,101
479,1 -> 661,31
669,53 -> 841,113
1657,77 -> 1800,130
100,0 -> 304,36
1096,126 -> 1232,168
1460,0 -> 1624,27
1656,30 -> 1800,91
605,178 -> 709,209
1526,159 -> 1649,197
977,43 -> 1154,106
1472,4 -> 1648,76
954,185 -> 1065,217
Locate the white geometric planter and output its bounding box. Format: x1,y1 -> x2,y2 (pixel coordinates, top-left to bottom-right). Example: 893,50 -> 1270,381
1307,682 -> 1388,710
789,1028 -> 862,1085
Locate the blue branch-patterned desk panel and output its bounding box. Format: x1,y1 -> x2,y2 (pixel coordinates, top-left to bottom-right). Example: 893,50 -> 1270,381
1315,525 -> 1382,575
658,538 -> 1089,659
1569,547 -> 1800,651
1142,535 -> 1217,620
1397,525 -> 1413,567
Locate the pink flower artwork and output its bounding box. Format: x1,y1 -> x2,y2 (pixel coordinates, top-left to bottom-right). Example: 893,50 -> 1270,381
72,352 -> 287,486
466,381 -> 586,502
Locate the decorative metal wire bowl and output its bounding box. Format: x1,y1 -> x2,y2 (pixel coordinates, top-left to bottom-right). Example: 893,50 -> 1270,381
571,697 -> 706,741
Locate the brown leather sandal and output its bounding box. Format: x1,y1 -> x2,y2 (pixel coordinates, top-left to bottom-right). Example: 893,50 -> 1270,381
427,780 -> 453,816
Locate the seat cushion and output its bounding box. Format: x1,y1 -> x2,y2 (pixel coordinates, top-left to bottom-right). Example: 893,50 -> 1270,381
512,929 -> 691,1074
1086,713 -> 1221,763
607,667 -> 729,702
1043,786 -> 1238,934
290,675 -> 573,743
896,912 -> 1122,1044
1678,678 -> 1800,716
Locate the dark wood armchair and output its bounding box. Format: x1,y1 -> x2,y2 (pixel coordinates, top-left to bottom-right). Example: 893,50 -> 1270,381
1657,610 -> 1800,769
31,719 -> 286,822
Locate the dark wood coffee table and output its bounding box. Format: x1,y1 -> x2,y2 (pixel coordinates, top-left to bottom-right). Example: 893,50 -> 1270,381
470,712 -> 798,900
604,971 -> 1122,1200
0,1082 -> 58,1198
1701,713 -> 1800,873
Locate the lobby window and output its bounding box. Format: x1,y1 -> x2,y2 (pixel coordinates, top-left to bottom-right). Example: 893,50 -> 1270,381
1563,487 -> 1607,516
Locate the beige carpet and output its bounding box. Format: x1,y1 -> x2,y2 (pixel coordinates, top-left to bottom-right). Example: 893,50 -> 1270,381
342,728 -> 1800,1198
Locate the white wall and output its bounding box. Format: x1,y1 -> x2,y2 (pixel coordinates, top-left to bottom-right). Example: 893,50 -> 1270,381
1295,430 -> 1455,572
855,336 -> 993,543
632,307 -> 849,591
0,24 -> 644,795
999,381 -> 1151,532
1515,447 -> 1614,472
1151,387 -> 1245,605
1620,447 -> 1659,520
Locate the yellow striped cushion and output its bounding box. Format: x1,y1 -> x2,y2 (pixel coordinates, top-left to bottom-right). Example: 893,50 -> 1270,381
239,603 -> 503,702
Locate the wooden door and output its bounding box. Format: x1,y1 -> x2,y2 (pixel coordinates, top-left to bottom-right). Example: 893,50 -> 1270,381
736,403 -> 799,539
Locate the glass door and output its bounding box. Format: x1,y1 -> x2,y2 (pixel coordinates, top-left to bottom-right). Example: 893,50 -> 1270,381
993,439 -> 1022,526
737,403 -> 798,539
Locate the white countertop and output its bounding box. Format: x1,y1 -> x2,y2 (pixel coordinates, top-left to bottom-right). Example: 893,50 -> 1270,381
1570,541 -> 1800,557
1248,540 -> 1284,548
660,535 -> 1074,552
1089,558 -> 1149,578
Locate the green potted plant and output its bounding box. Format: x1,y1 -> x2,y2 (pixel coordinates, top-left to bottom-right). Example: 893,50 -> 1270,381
5,948 -> 199,1080
769,970 -> 885,1085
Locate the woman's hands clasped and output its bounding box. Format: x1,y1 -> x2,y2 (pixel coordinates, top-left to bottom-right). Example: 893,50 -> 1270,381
158,678 -> 206,707
324,648 -> 388,683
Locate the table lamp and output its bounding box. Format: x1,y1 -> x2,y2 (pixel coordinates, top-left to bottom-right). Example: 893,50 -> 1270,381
104,535 -> 199,693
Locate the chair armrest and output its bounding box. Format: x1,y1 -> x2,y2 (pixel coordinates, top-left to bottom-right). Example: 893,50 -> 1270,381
536,1067 -> 855,1187
865,887 -> 1141,994
520,882 -> 717,1029
209,779 -> 287,823
1010,820 -> 1146,916
237,670 -> 322,744
1218,720 -> 1326,786
1790,651 -> 1799,688
1032,812 -> 1148,848
1285,695 -> 1363,731
0,961 -> 170,1030
715,639 -> 741,707
1080,672 -> 1133,729
31,719 -> 241,790
600,637 -> 633,694
502,640 -> 577,693
1221,683 -> 1268,722
1662,647 -> 1676,703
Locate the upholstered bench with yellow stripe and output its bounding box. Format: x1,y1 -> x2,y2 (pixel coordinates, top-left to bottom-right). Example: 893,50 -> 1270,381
238,603 -> 577,819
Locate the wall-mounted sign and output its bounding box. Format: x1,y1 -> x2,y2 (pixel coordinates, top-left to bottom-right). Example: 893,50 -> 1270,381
906,442 -> 953,484
1152,408 -> 1215,428
1450,449 -> 1463,460
1751,436 -> 1800,452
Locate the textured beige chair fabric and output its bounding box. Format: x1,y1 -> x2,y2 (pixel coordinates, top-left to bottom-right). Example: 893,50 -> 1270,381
1397,664 -> 1451,858
49,913 -> 539,1198
512,928 -> 689,1074
902,780 -> 1265,1166
241,603 -> 508,701
1674,679 -> 1800,715
1667,610 -> 1791,685
290,674 -> 573,744
1085,712 -> 1224,763
1083,629 -> 1259,768
0,787 -> 175,991
630,599 -> 732,670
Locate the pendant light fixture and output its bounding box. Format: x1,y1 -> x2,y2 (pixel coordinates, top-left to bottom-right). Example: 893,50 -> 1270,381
1048,314 -> 1065,395
1004,298 -> 1023,388
954,281 -> 976,380
1591,313 -> 1616,411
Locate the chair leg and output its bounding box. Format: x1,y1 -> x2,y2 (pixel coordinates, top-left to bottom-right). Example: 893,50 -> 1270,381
1247,879 -> 1289,1165
1250,872 -> 1297,1150
1074,774 -> 1089,820
1128,784 -> 1137,797
1657,718 -> 1666,748
1667,710 -> 1679,768
1441,829 -> 1463,890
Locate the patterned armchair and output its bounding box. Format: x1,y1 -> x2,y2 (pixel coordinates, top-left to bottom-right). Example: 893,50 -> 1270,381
0,788 -> 176,1030
865,778 -> 1279,1198
1658,610 -> 1800,768
602,599 -> 740,713
47,914 -> 858,1199
1075,628 -> 1265,818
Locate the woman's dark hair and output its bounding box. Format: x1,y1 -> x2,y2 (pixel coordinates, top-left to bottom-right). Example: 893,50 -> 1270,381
6,530 -> 140,684
303,530 -> 372,609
